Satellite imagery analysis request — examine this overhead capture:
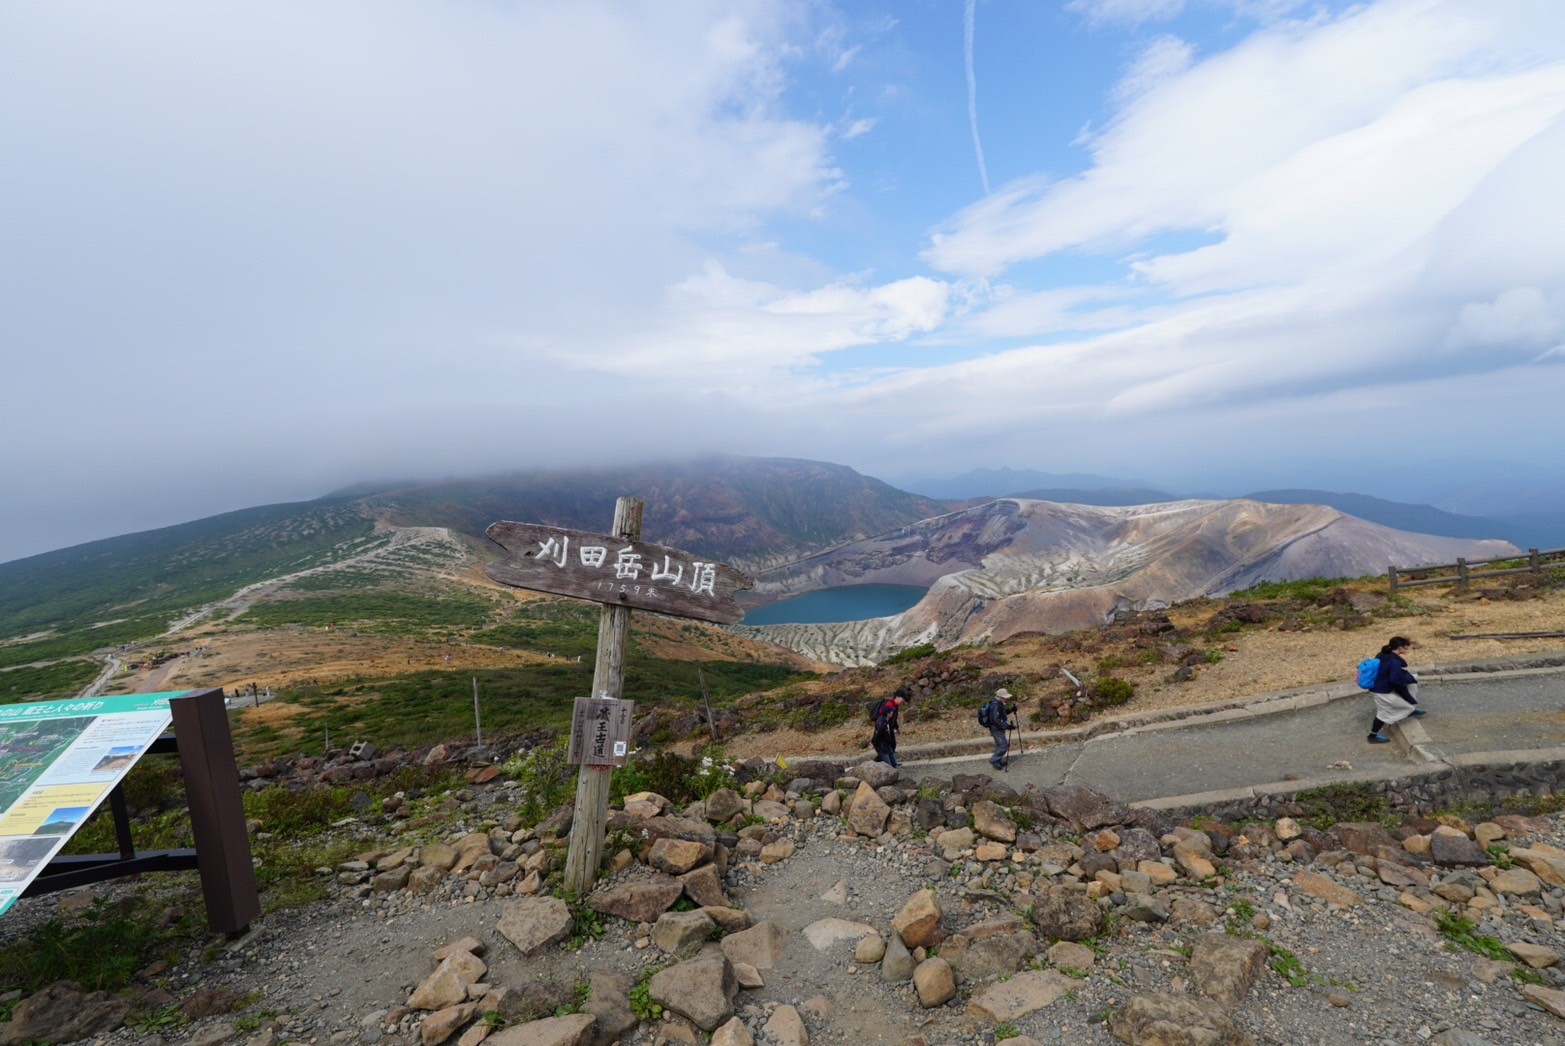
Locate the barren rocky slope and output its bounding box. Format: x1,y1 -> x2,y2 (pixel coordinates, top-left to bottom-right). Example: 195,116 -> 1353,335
737,498 -> 1521,665
10,754 -> 1565,1046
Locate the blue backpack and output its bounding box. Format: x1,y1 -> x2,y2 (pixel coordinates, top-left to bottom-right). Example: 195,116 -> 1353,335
1355,657 -> 1381,690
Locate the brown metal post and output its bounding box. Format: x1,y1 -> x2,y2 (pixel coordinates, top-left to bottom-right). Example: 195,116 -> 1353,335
169,688 -> 260,935
563,497 -> 642,896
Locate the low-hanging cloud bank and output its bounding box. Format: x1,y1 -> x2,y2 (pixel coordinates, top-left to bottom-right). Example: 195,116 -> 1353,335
2,0 -> 1562,563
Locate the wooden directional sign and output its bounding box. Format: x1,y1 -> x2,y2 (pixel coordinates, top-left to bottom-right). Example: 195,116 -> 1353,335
568,696 -> 636,767
485,521 -> 752,624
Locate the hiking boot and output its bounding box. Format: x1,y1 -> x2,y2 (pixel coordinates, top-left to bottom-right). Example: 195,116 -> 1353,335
1367,733 -> 1391,744
1410,708 -> 1427,717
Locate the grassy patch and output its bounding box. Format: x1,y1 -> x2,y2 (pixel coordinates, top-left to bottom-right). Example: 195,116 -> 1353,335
881,643 -> 937,666
0,615 -> 170,673
235,649 -> 804,761
1294,782 -> 1395,832
0,895 -> 200,993
1229,577 -> 1360,601
0,658 -> 101,701
503,738 -> 577,826
1435,911 -> 1511,961
241,591 -> 497,635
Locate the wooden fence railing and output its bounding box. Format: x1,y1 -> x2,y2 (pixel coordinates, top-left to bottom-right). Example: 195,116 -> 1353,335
1389,547 -> 1565,593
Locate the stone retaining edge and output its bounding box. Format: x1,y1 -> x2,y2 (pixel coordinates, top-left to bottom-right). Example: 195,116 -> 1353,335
1131,744 -> 1565,816
837,652 -> 1565,767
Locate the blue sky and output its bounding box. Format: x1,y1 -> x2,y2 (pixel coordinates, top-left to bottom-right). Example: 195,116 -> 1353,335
3,0 -> 1564,563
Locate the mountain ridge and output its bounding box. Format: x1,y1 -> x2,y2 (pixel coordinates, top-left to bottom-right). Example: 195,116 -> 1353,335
737,497 -> 1520,664
0,456 -> 1542,695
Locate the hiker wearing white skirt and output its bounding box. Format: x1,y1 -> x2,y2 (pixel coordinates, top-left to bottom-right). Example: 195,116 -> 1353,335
1367,637 -> 1423,744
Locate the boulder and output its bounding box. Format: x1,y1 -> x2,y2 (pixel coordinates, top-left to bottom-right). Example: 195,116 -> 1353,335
762,1004 -> 809,1046
881,932 -> 916,982
648,837 -> 713,875
802,918 -> 878,953
846,781 -> 891,837
912,957 -> 956,1007
486,1013 -> 596,1046
1039,785 -> 1128,830
720,921 -> 790,970
1030,892 -> 1104,942
678,863 -> 729,907
586,873 -> 683,923
0,981 -> 134,1045
653,909 -> 718,954
1108,992 -> 1252,1046
1430,829 -> 1489,868
972,800 -> 1018,843
851,761 -> 900,788
420,1002 -> 479,1046
966,970 -> 1075,1022
1189,932 -> 1270,1005
497,896 -> 573,957
711,1016 -> 755,1046
450,832 -> 497,873
581,969 -> 637,1046
648,952 -> 738,1032
408,959 -> 471,1011
704,788 -> 744,823
1292,870 -> 1363,908
892,888 -> 945,949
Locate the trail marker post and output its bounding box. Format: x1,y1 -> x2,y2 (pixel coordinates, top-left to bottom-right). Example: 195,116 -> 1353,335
485,497 -> 752,894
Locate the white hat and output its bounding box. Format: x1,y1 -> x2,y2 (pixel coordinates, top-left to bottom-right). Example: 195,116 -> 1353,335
994,687 -> 1012,700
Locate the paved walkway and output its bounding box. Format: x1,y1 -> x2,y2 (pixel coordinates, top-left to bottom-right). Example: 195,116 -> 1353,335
886,652 -> 1565,810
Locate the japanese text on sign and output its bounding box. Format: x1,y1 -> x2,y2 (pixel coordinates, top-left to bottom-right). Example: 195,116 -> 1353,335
535,535 -> 717,597
566,696 -> 635,768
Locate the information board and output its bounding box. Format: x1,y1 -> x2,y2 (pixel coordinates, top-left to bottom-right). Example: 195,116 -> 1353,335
0,692 -> 180,917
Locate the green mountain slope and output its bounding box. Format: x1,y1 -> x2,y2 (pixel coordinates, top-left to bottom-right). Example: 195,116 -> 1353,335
0,499 -> 378,667
0,457 -> 949,676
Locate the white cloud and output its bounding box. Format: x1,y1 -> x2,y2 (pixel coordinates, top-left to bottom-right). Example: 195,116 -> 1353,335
4,0 -> 1565,562
1067,0 -> 1187,30
914,0 -> 1565,426
1450,288 -> 1565,352
1112,35 -> 1196,104
840,117 -> 878,140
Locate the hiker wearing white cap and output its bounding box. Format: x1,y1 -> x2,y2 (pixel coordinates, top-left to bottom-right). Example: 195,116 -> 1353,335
980,687 -> 1018,771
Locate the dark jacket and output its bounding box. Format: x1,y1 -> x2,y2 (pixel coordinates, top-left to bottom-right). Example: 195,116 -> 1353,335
873,700 -> 900,739
1371,652 -> 1418,700
983,697 -> 1015,729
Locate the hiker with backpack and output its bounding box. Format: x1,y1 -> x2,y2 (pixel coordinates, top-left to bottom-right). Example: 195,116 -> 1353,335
980,687 -> 1018,771
1360,636 -> 1424,744
872,693 -> 906,767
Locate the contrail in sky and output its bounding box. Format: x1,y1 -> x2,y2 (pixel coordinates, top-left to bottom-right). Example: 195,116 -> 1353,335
965,0 -> 991,196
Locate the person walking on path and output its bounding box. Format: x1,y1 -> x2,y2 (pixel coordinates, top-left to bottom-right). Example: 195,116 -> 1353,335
982,687 -> 1018,770
872,694 -> 906,767
1368,636 -> 1425,744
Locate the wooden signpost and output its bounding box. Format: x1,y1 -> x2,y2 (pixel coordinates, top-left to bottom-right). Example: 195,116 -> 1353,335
485,498 -> 752,893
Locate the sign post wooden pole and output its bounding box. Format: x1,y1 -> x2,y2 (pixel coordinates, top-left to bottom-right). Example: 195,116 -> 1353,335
562,496 -> 641,895
484,496 -> 751,896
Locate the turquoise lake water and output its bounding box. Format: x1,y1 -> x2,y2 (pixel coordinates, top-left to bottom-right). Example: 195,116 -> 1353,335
741,584 -> 928,625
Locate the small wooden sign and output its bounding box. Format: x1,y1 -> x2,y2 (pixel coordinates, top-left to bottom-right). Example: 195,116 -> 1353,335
485,521 -> 752,624
567,696 -> 636,767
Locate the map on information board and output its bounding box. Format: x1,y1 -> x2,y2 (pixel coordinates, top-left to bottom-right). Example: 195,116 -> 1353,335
0,692 -> 181,918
